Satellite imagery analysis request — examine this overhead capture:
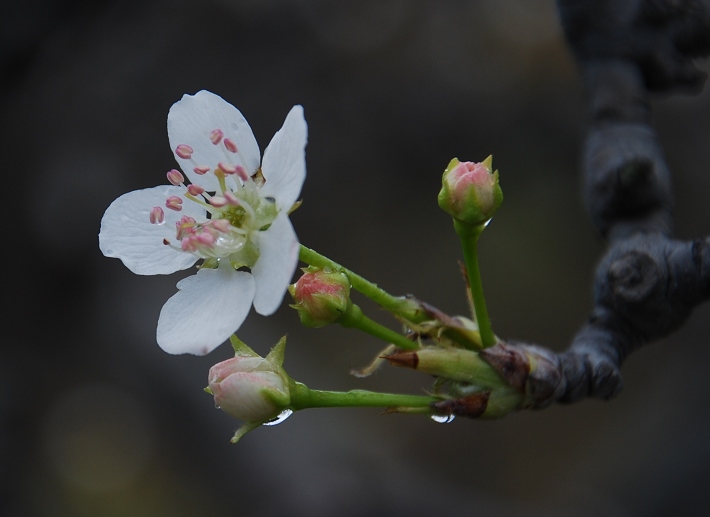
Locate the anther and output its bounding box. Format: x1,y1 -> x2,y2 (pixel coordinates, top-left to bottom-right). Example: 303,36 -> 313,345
210,129 -> 224,145
187,184 -> 205,196
175,144 -> 194,159
218,162 -> 237,175
166,196 -> 183,211
224,138 -> 238,153
149,206 -> 165,224
210,219 -> 231,232
235,165 -> 249,182
193,165 -> 210,175
223,190 -> 240,206
209,195 -> 228,207
166,169 -> 184,186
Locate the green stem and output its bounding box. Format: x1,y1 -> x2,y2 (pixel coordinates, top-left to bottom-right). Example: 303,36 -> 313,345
299,245 -> 423,321
339,303 -> 418,350
289,382 -> 438,410
453,220 -> 496,348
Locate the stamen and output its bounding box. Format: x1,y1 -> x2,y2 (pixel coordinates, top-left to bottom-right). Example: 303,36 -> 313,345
218,162 -> 236,175
209,196 -> 228,207
187,184 -> 205,196
166,169 -> 184,186
210,219 -> 231,232
223,190 -> 240,206
210,129 -> 224,145
224,138 -> 238,153
175,144 -> 193,159
193,165 -> 210,175
149,206 -> 165,224
166,196 -> 183,211
235,165 -> 249,183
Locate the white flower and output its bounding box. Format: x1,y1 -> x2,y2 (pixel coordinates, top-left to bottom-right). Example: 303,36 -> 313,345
99,91 -> 307,355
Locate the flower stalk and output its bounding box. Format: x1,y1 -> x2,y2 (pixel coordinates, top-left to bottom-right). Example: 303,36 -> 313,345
454,220 -> 497,348
338,303 -> 419,351
289,382 -> 439,411
299,245 -> 424,322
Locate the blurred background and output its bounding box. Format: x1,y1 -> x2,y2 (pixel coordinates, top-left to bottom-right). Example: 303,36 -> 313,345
3,1 -> 710,515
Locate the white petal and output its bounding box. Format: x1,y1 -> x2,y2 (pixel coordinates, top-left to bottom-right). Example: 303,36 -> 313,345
167,90 -> 261,191
157,263 -> 256,355
260,105 -> 307,212
99,185 -> 204,275
251,213 -> 299,316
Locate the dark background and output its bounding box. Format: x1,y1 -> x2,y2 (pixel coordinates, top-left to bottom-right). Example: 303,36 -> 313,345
3,1 -> 710,516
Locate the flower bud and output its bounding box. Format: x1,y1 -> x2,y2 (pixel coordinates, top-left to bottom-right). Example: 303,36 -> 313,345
208,355 -> 290,423
288,267 -> 351,327
438,156 -> 503,226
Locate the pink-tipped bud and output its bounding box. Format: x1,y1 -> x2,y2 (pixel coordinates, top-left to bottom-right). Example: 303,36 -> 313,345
218,162 -> 237,175
224,138 -> 238,153
193,165 -> 210,175
208,355 -> 290,422
149,206 -> 165,224
210,129 -> 224,145
209,195 -> 228,207
175,144 -> 194,159
438,156 -> 503,226
235,165 -> 249,182
165,195 -> 183,211
187,184 -> 205,196
288,267 -> 351,328
166,168 -> 184,186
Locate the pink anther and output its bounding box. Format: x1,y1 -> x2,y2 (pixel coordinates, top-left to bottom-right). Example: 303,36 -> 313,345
175,144 -> 194,159
187,184 -> 205,196
223,191 -> 240,206
166,196 -> 183,211
224,138 -> 238,153
149,206 -> 165,224
209,195 -> 228,207
210,129 -> 224,145
193,165 -> 210,175
210,219 -> 231,232
235,165 -> 249,182
166,168 -> 184,186
218,162 -> 237,175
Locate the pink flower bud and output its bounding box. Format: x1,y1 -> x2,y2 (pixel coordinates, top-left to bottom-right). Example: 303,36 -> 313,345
438,156 -> 503,226
288,267 -> 351,328
208,356 -> 290,422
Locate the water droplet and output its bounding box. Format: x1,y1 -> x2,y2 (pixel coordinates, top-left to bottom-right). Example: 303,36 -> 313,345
214,403 -> 220,410
263,409 -> 293,426
430,414 -> 455,424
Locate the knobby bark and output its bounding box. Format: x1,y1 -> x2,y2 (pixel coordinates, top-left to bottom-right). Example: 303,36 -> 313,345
472,0 -> 710,411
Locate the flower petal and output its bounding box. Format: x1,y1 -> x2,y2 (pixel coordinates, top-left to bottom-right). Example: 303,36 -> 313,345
260,105 -> 308,212
157,263 -> 256,355
167,91 -> 261,191
251,213 -> 299,316
99,185 -> 203,275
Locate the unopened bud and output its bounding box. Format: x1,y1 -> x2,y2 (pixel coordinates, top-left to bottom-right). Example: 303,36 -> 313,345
208,355 -> 290,423
288,267 -> 351,328
438,156 -> 502,226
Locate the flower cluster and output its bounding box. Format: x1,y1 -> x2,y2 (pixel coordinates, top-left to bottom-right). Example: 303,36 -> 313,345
99,91 -> 307,355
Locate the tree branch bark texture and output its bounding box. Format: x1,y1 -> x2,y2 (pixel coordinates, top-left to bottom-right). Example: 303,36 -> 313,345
469,0 -> 710,413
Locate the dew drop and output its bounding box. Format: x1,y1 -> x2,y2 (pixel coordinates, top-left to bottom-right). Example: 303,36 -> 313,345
430,414 -> 455,424
214,403 -> 220,410
263,409 -> 293,426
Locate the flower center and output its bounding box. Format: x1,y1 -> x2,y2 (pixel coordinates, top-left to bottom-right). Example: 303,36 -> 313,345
149,128 -> 279,268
